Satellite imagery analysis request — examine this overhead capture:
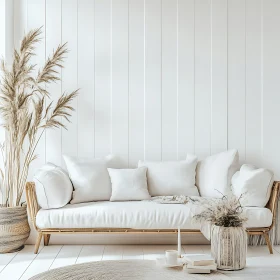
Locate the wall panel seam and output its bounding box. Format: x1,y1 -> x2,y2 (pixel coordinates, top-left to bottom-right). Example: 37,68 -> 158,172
210,0 -> 212,155
77,0 -> 79,157
226,0 -> 228,150
193,0 -> 195,155
60,0 -> 63,165
244,0 -> 247,161
176,0 -> 179,160
143,0 -> 146,160
93,0 -> 96,158
44,0 -> 46,164
160,0 -> 162,161
110,0 -> 113,155
261,0 -> 263,157
128,0 -> 130,167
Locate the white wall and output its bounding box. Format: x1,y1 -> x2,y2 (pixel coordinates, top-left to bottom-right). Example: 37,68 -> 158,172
0,0 -> 13,143
13,0 -> 280,244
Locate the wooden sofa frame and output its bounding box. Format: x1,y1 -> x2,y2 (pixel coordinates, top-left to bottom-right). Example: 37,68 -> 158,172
26,181 -> 280,254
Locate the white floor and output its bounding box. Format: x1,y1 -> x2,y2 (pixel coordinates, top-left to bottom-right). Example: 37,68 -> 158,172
0,245 -> 280,280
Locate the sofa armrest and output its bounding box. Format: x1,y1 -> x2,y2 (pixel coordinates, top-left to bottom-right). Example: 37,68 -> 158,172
26,182 -> 40,231
266,181 -> 280,231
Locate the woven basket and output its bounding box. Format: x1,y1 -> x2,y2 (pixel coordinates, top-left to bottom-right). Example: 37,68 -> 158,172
211,225 -> 247,271
0,204 -> 30,253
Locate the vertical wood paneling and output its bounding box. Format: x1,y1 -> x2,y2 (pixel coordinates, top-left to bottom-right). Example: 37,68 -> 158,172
94,0 -> 111,158
45,0 -> 62,165
14,0 -> 27,49
145,0 -> 162,161
211,0 -> 227,154
77,0 -> 95,158
245,0 -> 262,165
4,0 -> 14,66
128,0 -> 145,167
177,0 -> 195,158
161,0 -> 177,160
194,0 -> 211,159
227,0 -> 246,162
0,1 -> 6,59
262,0 -> 280,178
61,0 -> 78,162
13,0 -> 27,191
27,0 -> 46,177
112,0 -> 129,167
14,0 -> 280,181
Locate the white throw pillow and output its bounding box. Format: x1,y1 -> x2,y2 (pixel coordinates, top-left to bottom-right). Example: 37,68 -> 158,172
195,149 -> 239,198
33,163 -> 73,209
138,156 -> 199,196
231,164 -> 274,207
63,154 -> 120,204
108,167 -> 151,201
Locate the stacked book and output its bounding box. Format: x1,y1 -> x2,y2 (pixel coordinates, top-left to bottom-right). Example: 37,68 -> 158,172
182,254 -> 217,274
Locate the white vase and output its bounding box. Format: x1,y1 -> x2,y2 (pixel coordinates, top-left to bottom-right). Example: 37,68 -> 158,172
211,225 -> 247,270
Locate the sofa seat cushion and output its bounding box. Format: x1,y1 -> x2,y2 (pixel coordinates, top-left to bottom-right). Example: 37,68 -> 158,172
36,200 -> 272,230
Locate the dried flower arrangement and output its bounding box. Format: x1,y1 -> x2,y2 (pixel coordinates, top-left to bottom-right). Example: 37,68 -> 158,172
190,194 -> 248,227
0,27 -> 78,207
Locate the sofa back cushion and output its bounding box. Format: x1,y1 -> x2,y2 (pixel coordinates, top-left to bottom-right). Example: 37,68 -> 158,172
108,167 -> 151,201
195,149 -> 239,198
33,163 -> 73,209
63,155 -> 120,204
138,155 -> 199,196
231,164 -> 274,207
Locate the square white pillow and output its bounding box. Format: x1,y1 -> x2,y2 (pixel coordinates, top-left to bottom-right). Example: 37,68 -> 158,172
34,163 -> 73,209
63,155 -> 120,204
108,167 -> 151,201
138,155 -> 199,196
231,164 -> 274,207
195,149 -> 239,198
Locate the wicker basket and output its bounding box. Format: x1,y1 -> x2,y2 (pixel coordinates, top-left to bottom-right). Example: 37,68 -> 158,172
0,204 -> 30,253
211,225 -> 247,270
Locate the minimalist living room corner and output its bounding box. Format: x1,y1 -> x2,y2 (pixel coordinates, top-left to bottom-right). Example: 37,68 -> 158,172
1,0 -> 280,279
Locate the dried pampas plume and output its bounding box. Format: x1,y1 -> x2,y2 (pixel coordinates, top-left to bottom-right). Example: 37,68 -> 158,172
190,194 -> 248,227
0,27 -> 78,207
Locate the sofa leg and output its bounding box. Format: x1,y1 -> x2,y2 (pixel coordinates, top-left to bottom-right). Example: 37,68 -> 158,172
34,232 -> 42,254
263,232 -> 273,254
44,234 -> 50,246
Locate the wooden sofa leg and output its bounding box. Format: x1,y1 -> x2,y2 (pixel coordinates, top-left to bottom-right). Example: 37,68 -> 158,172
34,232 -> 42,254
44,234 -> 51,246
263,232 -> 273,254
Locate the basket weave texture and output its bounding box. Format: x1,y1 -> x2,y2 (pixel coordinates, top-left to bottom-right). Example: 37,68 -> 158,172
211,225 -> 247,271
0,204 -> 30,253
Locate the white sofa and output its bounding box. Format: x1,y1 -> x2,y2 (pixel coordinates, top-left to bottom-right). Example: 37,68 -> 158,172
26,150 -> 280,254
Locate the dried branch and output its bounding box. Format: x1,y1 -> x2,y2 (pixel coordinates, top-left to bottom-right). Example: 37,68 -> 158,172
190,194 -> 248,227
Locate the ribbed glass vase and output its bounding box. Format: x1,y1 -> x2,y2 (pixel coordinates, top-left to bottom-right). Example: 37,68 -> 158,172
211,225 -> 247,270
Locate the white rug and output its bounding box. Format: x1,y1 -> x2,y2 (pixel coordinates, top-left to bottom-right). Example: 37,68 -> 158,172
224,265 -> 280,279
30,260 -> 228,280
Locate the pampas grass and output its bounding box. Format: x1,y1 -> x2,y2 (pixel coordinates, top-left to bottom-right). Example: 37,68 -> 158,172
0,27 -> 78,207
190,194 -> 248,227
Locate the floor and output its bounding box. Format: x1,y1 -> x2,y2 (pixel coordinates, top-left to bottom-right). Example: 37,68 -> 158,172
0,245 -> 280,280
